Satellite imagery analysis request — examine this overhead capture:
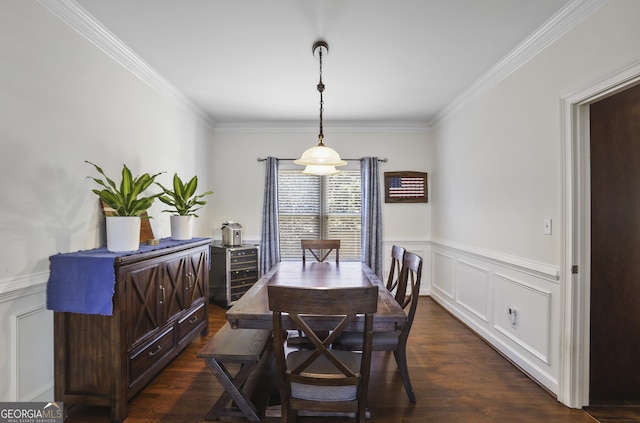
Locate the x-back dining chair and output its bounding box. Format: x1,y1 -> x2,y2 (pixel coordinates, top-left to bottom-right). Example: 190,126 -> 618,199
292,238 -> 340,347
268,285 -> 378,423
386,245 -> 406,294
337,251 -> 423,403
301,239 -> 340,263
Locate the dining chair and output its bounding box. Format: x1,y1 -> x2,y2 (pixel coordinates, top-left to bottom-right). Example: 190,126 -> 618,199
294,238 -> 341,346
386,245 -> 406,294
301,239 -> 340,263
337,251 -> 423,403
268,285 -> 378,423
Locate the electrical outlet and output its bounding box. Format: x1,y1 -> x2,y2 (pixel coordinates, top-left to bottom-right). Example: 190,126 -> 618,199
508,307 -> 517,327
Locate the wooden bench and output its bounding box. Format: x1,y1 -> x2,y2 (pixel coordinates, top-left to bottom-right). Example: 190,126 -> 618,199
197,323 -> 272,421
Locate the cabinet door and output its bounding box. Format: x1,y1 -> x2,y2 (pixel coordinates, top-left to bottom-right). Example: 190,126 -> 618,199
163,246 -> 209,320
164,255 -> 188,322
185,247 -> 209,306
124,261 -> 163,349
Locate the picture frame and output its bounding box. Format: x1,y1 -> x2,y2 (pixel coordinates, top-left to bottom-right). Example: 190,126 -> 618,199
384,171 -> 428,203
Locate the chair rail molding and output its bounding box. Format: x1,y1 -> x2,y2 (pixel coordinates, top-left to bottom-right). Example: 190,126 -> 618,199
0,273 -> 49,300
430,239 -> 559,282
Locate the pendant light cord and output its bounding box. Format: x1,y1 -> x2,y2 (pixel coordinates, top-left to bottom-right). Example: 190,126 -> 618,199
317,45 -> 325,146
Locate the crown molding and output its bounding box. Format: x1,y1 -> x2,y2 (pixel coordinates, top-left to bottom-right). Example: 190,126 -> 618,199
36,0 -> 217,130
213,120 -> 431,134
428,0 -> 607,128
36,0 -> 605,134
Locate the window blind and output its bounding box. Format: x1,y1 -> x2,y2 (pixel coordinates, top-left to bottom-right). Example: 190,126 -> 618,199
278,169 -> 361,260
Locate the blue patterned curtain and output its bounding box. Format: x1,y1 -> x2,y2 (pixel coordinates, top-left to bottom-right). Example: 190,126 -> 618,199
361,157 -> 383,278
260,157 -> 280,273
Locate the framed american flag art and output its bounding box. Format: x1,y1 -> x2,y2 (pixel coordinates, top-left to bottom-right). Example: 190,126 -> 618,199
384,171 -> 428,203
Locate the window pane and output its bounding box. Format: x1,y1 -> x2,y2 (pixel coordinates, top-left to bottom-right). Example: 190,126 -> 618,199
278,170 -> 321,259
280,215 -> 320,259
278,168 -> 361,260
279,171 -> 320,214
325,171 -> 361,260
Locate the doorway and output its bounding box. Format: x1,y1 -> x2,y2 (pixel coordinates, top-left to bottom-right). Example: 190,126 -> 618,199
560,61 -> 640,409
589,83 -> 640,404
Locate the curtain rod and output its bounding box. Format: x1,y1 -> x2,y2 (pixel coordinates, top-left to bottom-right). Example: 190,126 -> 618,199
257,157 -> 387,163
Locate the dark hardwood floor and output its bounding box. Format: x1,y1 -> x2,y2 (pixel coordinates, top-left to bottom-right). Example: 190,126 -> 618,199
65,297 -> 602,422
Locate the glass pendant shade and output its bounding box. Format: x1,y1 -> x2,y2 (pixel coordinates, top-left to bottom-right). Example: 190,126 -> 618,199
294,143 -> 347,167
302,164 -> 340,175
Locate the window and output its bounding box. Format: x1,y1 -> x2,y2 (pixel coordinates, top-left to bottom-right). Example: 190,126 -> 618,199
278,168 -> 361,260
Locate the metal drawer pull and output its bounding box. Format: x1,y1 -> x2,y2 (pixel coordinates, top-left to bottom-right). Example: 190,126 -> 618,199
148,345 -> 162,357
188,315 -> 199,324
159,286 -> 165,304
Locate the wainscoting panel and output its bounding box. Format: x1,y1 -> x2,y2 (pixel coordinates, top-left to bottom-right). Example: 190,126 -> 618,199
0,280 -> 53,402
493,273 -> 551,364
15,304 -> 54,401
430,241 -> 560,395
456,259 -> 490,322
432,251 -> 454,299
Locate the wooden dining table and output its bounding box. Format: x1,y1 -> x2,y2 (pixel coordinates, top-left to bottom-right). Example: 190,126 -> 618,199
226,261 -> 407,332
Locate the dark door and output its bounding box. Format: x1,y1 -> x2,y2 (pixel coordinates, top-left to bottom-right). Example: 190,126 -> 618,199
590,83 -> 640,404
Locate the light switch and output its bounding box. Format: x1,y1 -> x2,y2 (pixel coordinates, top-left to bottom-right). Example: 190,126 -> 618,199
543,218 -> 552,235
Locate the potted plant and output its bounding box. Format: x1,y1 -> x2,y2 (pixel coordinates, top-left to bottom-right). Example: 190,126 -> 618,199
86,160 -> 163,252
156,173 -> 213,240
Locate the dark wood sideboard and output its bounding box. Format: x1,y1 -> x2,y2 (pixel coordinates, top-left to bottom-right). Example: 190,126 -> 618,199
52,239 -> 211,423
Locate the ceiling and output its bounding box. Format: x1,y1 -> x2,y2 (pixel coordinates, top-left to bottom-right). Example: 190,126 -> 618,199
73,0 -> 572,127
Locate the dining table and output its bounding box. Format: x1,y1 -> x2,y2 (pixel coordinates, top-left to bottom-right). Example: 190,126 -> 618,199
226,260 -> 407,332
215,260 -> 406,420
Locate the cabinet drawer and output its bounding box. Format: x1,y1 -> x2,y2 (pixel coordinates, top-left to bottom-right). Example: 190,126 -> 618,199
177,301 -> 206,341
129,326 -> 175,385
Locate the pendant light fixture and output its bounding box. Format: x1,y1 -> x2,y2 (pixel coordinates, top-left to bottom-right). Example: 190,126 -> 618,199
294,40 -> 346,174
302,164 -> 339,175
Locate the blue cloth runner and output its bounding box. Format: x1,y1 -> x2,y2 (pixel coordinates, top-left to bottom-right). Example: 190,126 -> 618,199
46,238 -> 209,316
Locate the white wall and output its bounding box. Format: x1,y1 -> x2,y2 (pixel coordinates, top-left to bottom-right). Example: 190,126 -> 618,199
208,130 -> 431,243
208,129 -> 433,294
0,1 -> 214,401
429,0 -> 640,402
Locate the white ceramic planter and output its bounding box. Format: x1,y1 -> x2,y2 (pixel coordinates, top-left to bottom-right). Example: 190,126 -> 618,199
170,215 -> 193,240
106,216 -> 141,252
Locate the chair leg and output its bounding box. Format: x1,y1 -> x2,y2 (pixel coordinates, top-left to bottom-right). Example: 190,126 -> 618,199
284,407 -> 297,423
394,345 -> 416,403
357,401 -> 367,423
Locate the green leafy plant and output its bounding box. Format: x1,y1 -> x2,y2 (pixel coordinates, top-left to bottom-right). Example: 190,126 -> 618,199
156,173 -> 213,217
86,160 -> 164,217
